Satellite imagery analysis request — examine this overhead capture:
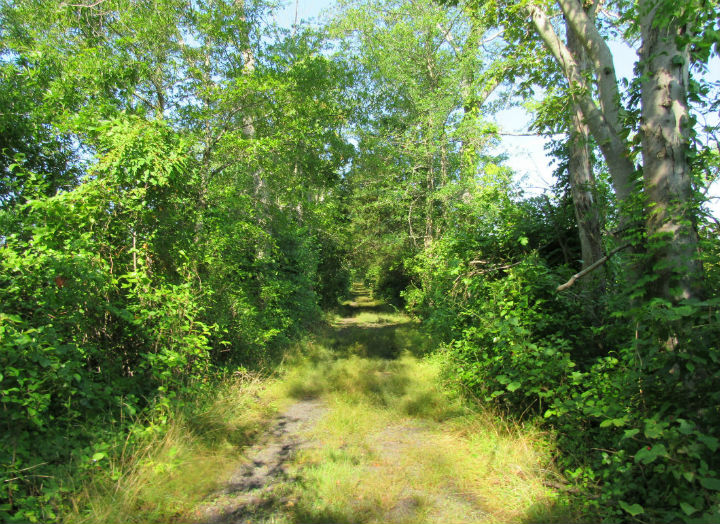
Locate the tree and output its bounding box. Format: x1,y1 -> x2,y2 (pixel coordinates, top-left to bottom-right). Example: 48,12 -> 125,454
330,0 -> 503,293
517,0 -> 712,300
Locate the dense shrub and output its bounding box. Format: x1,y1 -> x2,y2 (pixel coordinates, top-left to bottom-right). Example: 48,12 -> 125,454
0,116 -> 348,521
414,247 -> 720,520
394,189 -> 720,521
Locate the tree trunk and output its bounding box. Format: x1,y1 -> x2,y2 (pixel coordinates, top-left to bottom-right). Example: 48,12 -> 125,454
566,18 -> 605,290
424,162 -> 434,249
530,1 -> 637,213
639,0 -> 702,300
529,0 -> 640,289
568,112 -> 605,269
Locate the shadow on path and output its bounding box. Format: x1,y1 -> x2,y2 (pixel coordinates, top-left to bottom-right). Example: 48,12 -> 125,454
190,286 -> 569,524
194,400 -> 326,524
327,286 -> 432,360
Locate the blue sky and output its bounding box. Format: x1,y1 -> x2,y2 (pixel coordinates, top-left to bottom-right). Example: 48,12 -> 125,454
275,0 -> 331,27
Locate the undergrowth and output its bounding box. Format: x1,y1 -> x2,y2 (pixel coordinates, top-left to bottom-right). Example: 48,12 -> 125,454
62,295 -> 575,523
63,371 -> 285,523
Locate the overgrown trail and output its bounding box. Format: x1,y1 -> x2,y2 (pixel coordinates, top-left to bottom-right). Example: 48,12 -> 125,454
191,286 -> 565,523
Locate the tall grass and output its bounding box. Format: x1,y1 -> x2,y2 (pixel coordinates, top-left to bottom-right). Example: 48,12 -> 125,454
65,296 -> 574,523
65,373 -> 283,523
274,344 -> 572,523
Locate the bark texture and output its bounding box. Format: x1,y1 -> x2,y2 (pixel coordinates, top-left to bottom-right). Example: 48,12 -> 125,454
528,2 -> 636,212
565,18 -> 605,287
529,0 -> 703,300
639,0 -> 701,299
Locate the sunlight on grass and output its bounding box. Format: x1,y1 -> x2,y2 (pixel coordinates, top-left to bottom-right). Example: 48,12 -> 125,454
67,290 -> 573,524
275,349 -> 569,523
66,374 -> 285,524
350,311 -> 410,325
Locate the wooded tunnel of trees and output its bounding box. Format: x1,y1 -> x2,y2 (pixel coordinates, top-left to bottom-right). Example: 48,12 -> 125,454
1,0 -> 719,521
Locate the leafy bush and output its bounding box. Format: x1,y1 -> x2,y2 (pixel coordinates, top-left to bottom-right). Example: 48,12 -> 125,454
0,116 -> 348,521
400,201 -> 720,521
546,298 -> 720,521
434,256 -> 720,521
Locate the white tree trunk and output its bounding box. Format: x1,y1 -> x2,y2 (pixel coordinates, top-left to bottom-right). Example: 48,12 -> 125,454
639,0 -> 701,299
528,3 -> 636,211
566,19 -> 605,287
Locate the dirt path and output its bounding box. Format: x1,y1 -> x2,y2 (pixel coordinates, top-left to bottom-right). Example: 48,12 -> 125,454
190,286 -> 565,524
196,399 -> 326,523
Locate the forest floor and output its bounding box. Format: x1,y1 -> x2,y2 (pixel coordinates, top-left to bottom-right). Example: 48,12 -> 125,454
70,286 -> 573,523
186,286 -> 571,524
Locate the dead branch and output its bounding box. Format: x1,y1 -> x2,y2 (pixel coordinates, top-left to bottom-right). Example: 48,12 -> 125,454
468,259 -> 523,272
557,243 -> 630,291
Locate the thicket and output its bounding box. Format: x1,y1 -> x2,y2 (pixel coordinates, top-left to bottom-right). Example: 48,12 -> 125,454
0,1 -> 352,521
2,0 -> 720,521
406,217 -> 720,521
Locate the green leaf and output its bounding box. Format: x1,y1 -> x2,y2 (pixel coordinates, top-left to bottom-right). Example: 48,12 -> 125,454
698,434 -> 719,452
671,54 -> 686,66
506,381 -> 521,392
601,417 -> 627,428
680,502 -> 698,516
622,428 -> 640,440
643,418 -> 667,438
677,419 -> 695,435
700,477 -> 720,490
634,443 -> 668,464
92,452 -> 107,462
619,501 -> 644,516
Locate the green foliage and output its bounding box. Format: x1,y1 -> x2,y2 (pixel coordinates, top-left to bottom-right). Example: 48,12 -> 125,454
409,227 -> 720,521
335,0 -> 720,519
445,259 -> 579,410
378,130 -> 720,522
0,1 -> 353,517
1,0 -> 718,521
0,117 -> 211,521
409,242 -> 720,521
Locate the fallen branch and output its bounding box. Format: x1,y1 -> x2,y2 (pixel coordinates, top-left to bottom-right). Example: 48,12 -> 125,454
468,259 -> 523,272
557,243 -> 630,291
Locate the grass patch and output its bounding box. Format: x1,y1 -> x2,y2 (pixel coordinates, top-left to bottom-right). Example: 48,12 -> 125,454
64,288 -> 575,523
64,373 -> 285,523
274,349 -> 572,523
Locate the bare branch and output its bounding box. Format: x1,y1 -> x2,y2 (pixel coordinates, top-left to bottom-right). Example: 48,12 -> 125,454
481,30 -> 504,46
436,23 -> 461,56
496,131 -> 564,137
557,243 -> 630,291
